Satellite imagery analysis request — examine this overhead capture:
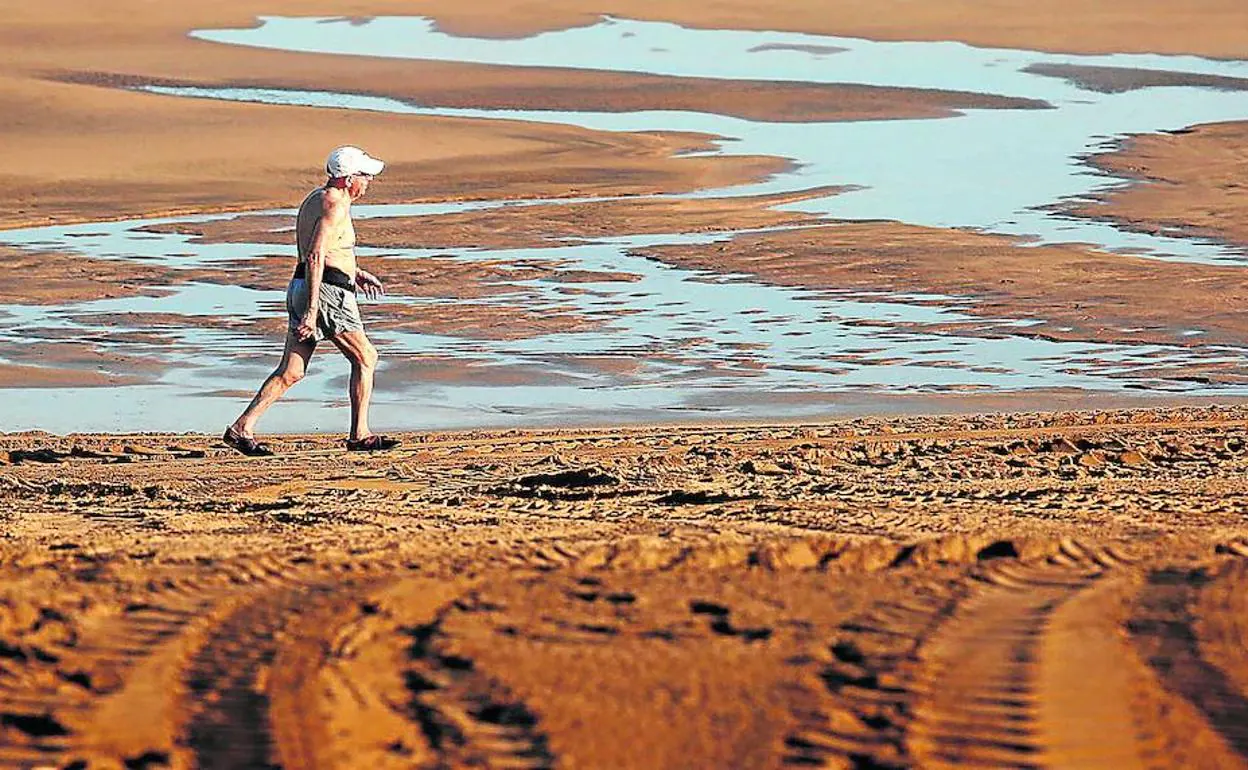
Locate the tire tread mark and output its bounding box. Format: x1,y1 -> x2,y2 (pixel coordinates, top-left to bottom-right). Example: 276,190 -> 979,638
402,594 -> 556,770
182,582 -> 336,769
784,540 -> 1123,769
905,542 -> 1128,768
180,558 -> 410,769
0,552 -> 375,768
783,583 -> 961,768
1129,565 -> 1248,763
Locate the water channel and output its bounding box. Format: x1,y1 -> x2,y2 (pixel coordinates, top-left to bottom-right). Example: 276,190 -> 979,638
3,16 -> 1248,433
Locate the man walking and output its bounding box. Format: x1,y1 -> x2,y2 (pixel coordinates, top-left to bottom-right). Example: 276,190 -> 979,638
223,146 -> 399,455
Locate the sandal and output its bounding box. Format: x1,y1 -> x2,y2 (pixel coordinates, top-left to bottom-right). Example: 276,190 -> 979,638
346,434 -> 401,452
221,427 -> 275,457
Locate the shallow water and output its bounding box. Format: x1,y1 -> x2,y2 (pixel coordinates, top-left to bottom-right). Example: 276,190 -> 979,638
191,15 -> 1248,262
4,16 -> 1248,433
2,204 -> 1243,433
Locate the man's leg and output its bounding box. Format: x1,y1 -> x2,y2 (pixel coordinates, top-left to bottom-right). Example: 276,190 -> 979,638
330,329 -> 378,441
231,332 -> 316,437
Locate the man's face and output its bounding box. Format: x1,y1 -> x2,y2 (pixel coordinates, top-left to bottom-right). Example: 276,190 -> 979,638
348,173 -> 373,199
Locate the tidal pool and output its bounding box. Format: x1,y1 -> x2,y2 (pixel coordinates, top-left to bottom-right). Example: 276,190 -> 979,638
2,204 -> 1243,433
190,15 -> 1248,262
4,16 -> 1248,433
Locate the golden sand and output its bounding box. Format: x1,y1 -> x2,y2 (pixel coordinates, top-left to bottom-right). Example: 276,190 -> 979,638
2,3 -> 1248,767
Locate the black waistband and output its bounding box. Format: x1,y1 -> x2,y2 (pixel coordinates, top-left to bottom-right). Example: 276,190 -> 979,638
293,263 -> 355,292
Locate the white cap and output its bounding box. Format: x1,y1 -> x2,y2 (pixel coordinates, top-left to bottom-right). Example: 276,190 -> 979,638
326,145 -> 385,177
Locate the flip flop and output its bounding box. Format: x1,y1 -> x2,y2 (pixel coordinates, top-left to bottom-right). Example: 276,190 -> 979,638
346,434 -> 401,452
221,427 -> 275,457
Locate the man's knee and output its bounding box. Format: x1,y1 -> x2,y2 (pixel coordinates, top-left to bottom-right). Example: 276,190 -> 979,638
358,341 -> 379,371
343,335 -> 378,370
276,365 -> 305,387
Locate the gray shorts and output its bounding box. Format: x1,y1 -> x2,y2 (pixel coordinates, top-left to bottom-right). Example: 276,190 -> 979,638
286,278 -> 364,342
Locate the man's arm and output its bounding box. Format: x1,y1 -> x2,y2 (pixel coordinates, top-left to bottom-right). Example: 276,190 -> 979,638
355,267 -> 385,299
296,194 -> 349,341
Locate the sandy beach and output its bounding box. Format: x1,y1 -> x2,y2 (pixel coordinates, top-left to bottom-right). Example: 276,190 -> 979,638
3,1 -> 1248,768
5,409 -> 1248,768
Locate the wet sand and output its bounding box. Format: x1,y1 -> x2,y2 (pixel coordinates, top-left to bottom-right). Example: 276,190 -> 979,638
3,0 -> 1245,230
0,1 -> 1048,232
4,2 -> 1248,767
1068,120 -> 1248,250
638,220 -> 1248,351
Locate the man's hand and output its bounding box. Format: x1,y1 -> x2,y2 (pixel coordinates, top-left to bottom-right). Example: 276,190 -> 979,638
295,314 -> 317,342
355,269 -> 385,299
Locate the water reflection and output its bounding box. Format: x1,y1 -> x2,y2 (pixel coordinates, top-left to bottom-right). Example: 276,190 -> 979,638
2,205 -> 1244,432
4,16 -> 1248,432
190,15 -> 1248,261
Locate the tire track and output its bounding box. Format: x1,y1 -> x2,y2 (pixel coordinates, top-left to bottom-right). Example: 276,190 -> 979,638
264,585 -> 434,770
0,551 -> 390,768
177,555 -> 419,769
1129,563 -> 1248,766
1192,557 -> 1248,703
0,523 -> 564,767
905,539 -> 1140,769
786,539 -> 1145,769
784,582 -> 961,768
400,592 -> 556,770
182,573 -> 556,770
183,588 -> 299,769
0,562 -> 257,769
262,576 -> 466,770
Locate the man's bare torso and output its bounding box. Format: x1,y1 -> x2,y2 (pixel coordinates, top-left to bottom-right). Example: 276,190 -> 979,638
295,187 -> 357,275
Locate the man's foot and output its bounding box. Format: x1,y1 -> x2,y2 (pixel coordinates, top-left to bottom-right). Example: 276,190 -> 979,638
222,427 -> 275,457
346,434 -> 401,452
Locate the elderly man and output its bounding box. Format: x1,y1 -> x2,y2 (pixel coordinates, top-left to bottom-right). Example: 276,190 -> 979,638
223,146 -> 399,455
